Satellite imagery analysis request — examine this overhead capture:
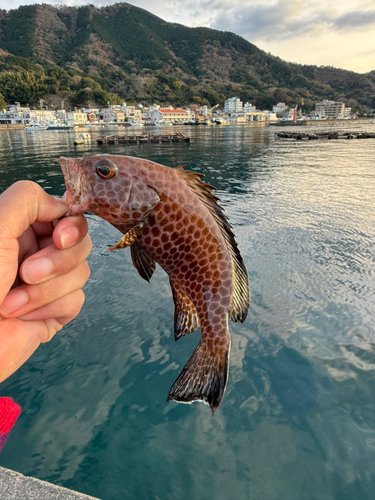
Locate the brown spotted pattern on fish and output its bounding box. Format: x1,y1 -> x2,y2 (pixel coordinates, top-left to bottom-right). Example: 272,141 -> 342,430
60,154 -> 250,412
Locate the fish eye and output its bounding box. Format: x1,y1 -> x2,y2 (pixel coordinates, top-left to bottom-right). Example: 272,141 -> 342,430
95,159 -> 117,179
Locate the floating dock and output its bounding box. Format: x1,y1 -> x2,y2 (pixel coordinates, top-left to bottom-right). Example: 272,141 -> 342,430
97,133 -> 190,145
276,130 -> 375,141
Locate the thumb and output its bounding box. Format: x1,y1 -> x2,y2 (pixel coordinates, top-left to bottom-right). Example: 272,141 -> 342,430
0,181 -> 69,304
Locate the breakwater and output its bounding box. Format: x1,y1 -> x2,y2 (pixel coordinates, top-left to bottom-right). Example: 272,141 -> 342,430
276,130 -> 375,140
97,133 -> 190,145
0,124 -> 25,130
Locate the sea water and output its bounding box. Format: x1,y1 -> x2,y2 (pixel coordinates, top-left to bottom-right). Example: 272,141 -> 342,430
1,123 -> 375,500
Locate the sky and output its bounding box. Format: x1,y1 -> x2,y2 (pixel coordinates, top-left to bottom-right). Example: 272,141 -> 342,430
1,0 -> 375,73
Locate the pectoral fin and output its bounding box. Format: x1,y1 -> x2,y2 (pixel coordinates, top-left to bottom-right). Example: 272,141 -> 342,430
170,279 -> 200,340
108,223 -> 144,251
131,243 -> 156,282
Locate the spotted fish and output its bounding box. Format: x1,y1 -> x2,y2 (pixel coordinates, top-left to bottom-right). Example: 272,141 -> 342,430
60,154 -> 250,412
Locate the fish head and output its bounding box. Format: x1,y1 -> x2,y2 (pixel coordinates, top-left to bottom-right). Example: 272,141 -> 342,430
60,154 -> 161,225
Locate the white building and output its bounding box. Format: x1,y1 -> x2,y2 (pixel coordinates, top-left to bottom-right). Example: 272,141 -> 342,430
0,103 -> 59,125
264,111 -> 278,122
0,103 -> 26,124
121,104 -> 142,122
27,109 -> 57,124
315,100 -> 345,119
150,107 -> 189,124
273,102 -> 288,116
101,105 -> 125,123
243,102 -> 256,113
66,110 -> 88,125
224,97 -> 243,114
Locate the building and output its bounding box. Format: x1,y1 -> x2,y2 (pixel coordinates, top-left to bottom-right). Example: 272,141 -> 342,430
66,110 -> 88,125
82,108 -> 100,122
243,102 -> 256,113
224,97 -> 243,114
0,103 -> 59,125
315,100 -> 345,119
101,105 -> 125,123
27,109 -> 57,124
273,102 -> 288,116
121,104 -> 142,122
150,107 -> 189,124
0,103 -> 26,125
264,111 -> 278,122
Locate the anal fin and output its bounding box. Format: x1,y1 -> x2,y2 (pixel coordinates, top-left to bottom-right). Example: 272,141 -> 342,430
170,279 -> 200,340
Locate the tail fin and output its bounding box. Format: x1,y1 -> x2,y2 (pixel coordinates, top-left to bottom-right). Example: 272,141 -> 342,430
167,340 -> 229,413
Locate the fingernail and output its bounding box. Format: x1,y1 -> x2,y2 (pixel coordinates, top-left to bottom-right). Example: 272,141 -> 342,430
0,290 -> 28,315
23,257 -> 54,283
61,226 -> 79,249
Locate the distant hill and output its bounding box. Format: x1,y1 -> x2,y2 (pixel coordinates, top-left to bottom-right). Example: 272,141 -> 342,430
0,3 -> 373,114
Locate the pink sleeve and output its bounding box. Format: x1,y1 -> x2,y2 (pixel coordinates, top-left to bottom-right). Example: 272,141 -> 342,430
0,397 -> 21,452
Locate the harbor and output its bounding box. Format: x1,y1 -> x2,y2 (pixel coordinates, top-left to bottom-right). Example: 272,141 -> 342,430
1,123 -> 375,500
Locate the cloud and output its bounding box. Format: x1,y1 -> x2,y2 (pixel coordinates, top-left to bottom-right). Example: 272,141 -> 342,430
206,0 -> 375,44
332,10 -> 375,29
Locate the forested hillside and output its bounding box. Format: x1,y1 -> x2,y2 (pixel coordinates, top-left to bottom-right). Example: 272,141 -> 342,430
0,3 -> 373,114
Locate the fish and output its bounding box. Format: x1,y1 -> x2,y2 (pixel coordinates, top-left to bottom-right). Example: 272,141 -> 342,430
60,154 -> 250,412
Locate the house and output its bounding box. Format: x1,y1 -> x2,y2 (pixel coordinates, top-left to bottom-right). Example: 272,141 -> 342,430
273,102 -> 288,117
0,103 -> 25,125
27,109 -> 57,124
121,104 -> 142,122
243,103 -> 256,113
82,108 -> 100,122
150,107 -> 189,124
66,110 -> 88,125
101,105 -> 125,123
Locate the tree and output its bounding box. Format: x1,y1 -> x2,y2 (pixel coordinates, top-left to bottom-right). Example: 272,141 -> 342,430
0,92 -> 6,110
0,72 -> 48,104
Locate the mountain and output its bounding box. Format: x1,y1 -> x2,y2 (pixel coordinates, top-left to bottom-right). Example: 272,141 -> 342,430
0,3 -> 373,114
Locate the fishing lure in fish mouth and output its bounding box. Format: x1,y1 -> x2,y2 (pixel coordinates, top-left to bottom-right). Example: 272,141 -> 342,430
60,154 -> 250,412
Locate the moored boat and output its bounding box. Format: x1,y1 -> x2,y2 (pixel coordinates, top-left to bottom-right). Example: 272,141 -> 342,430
25,123 -> 48,131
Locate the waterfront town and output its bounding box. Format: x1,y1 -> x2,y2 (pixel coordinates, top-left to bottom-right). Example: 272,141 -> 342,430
0,98 -> 354,130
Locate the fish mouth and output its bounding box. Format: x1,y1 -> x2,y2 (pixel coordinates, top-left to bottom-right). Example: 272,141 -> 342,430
60,157 -> 91,215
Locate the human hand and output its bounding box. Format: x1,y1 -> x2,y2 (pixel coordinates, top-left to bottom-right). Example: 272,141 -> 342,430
0,181 -> 92,383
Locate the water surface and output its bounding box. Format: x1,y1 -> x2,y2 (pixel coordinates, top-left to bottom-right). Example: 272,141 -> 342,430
1,123 -> 375,500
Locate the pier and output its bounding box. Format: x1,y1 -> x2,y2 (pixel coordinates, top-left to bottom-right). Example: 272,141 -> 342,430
276,130 -> 375,141
97,132 -> 190,145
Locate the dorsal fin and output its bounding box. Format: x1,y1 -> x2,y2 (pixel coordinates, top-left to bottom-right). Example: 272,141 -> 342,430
176,167 -> 250,322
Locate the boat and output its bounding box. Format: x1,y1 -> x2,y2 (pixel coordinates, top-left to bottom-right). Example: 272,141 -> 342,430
215,118 -> 230,125
129,121 -> 144,127
48,125 -> 73,130
157,121 -> 173,127
84,122 -> 101,129
74,133 -> 91,145
25,123 -> 48,131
